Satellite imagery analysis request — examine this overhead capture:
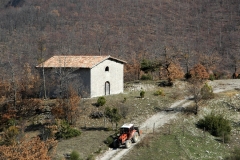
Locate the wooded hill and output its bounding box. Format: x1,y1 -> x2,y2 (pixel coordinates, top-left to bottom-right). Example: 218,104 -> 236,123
0,0 -> 240,81
0,1 -> 240,158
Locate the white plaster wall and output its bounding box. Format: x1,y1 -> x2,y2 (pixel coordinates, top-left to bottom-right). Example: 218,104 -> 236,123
90,59 -> 124,97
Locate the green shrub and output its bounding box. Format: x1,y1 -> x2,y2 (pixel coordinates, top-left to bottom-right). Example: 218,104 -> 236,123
140,91 -> 145,98
104,135 -> 114,147
70,150 -> 81,160
123,97 -> 127,103
104,107 -> 122,129
201,83 -> 214,99
197,113 -> 231,138
97,96 -> 106,106
209,74 -> 215,81
140,74 -> 152,80
55,121 -> 81,139
153,89 -> 164,96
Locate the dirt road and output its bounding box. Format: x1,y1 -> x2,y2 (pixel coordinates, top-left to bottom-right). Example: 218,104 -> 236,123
96,99 -> 192,160
96,79 -> 240,160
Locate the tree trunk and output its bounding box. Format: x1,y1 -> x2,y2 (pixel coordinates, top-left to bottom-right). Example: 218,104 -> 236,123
42,65 -> 47,99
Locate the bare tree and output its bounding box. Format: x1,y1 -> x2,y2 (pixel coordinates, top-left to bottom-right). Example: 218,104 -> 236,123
38,36 -> 47,99
159,46 -> 181,84
188,63 -> 209,114
8,53 -> 18,109
187,79 -> 203,115
95,24 -> 109,55
199,49 -> 221,73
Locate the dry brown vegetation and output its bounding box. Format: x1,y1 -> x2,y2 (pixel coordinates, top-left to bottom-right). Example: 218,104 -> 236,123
0,0 -> 240,82
0,0 -> 240,159
0,137 -> 57,160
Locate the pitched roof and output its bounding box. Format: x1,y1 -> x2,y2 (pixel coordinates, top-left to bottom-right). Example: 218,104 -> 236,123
36,55 -> 126,68
121,123 -> 134,128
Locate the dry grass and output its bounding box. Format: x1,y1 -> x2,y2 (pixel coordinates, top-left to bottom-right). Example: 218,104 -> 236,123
54,130 -> 114,160
14,80 -> 240,159
53,81 -> 177,159
135,134 -> 154,149
222,90 -> 239,98
2,79 -> 239,160
76,82 -> 176,130
122,90 -> 240,160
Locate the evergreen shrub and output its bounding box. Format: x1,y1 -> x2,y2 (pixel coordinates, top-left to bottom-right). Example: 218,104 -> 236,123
55,121 -> 81,139
197,113 -> 231,138
140,74 -> 152,80
97,96 -> 106,106
140,91 -> 145,98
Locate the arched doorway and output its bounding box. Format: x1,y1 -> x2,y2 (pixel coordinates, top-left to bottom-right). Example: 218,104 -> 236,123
105,81 -> 110,95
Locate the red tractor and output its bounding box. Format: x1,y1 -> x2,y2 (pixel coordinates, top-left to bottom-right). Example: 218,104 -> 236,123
113,123 -> 141,148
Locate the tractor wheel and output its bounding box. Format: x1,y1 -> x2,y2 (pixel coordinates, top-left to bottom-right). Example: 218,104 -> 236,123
125,140 -> 132,148
132,132 -> 139,143
113,139 -> 119,148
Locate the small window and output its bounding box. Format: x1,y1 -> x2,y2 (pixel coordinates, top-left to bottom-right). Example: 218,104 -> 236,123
105,66 -> 109,71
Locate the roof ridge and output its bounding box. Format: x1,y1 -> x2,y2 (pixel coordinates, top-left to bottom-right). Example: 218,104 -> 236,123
36,55 -> 126,68
51,55 -> 109,57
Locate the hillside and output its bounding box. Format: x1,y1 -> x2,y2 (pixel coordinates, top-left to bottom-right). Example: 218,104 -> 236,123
0,78 -> 240,159
1,1 -> 240,159
0,0 -> 240,81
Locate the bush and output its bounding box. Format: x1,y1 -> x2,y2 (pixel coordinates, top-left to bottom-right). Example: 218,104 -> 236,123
89,111 -> 104,119
70,150 -> 81,160
2,126 -> 19,145
122,97 -> 127,103
55,121 -> 81,139
140,91 -> 145,98
153,89 -> 164,96
201,83 -> 214,99
104,107 -> 122,129
140,74 -> 152,80
197,113 -> 231,138
96,96 -> 106,106
104,135 -> 114,147
209,74 -> 215,81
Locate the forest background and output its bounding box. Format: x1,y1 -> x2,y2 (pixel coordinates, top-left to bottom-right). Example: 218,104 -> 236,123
1,1 -> 240,159
0,0 -> 240,82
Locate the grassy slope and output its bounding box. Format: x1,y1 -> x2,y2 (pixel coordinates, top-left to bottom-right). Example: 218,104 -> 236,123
52,81 -> 240,159
54,130 -> 114,160
123,90 -> 240,160
54,81 -> 177,159
124,118 -> 229,160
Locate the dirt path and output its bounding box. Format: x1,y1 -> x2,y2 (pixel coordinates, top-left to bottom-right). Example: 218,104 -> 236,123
96,99 -> 192,160
207,79 -> 240,93
95,79 -> 240,160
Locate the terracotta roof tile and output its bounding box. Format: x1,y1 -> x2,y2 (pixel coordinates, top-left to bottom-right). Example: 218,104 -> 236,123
36,55 -> 126,68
